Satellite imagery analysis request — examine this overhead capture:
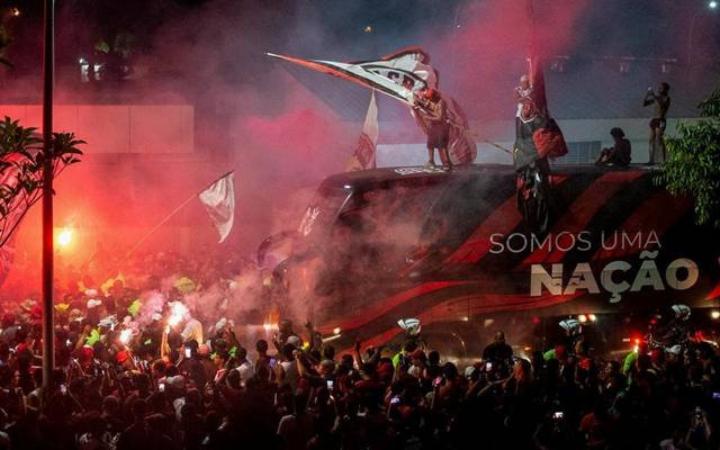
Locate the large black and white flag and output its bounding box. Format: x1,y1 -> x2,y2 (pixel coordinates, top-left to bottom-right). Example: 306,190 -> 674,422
268,47 -> 476,165
267,47 -> 434,106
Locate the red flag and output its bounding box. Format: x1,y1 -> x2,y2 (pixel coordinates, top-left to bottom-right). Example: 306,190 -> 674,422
524,0 -> 568,159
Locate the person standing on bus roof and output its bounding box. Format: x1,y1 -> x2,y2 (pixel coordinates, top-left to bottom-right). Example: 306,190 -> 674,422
643,82 -> 671,165
514,74 -> 533,136
414,87 -> 453,171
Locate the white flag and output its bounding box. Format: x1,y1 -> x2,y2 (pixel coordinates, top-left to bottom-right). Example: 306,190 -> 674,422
347,91 -> 379,171
198,172 -> 235,243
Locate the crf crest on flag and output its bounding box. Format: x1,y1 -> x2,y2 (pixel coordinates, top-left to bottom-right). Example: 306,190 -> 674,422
347,91 -> 379,171
199,172 -> 235,243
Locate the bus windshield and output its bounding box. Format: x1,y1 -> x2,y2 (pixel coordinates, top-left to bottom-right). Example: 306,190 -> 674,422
308,178 -> 448,277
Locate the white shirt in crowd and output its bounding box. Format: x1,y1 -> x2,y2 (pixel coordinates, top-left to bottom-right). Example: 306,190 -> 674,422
236,359 -> 254,386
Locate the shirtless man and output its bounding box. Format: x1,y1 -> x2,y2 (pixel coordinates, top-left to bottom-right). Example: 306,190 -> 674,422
643,82 -> 671,164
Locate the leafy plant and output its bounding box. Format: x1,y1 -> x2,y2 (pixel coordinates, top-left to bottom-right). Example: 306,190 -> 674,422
0,116 -> 85,247
656,87 -> 720,228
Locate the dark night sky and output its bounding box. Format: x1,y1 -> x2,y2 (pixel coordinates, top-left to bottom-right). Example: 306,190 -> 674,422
0,0 -> 718,120
4,0 -> 716,71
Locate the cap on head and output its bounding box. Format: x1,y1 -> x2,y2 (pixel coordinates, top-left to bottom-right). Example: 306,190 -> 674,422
559,319 -> 580,332
87,299 -> 103,309
667,344 -> 682,355
286,335 -> 301,348
397,318 -> 422,336
671,304 -> 691,320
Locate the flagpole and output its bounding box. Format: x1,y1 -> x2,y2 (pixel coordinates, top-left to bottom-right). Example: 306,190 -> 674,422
478,139 -> 513,155
527,0 -> 537,73
124,193 -> 197,259
124,171 -> 234,258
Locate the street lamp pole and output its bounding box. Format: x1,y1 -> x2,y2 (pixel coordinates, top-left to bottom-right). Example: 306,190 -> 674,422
41,0 -> 55,392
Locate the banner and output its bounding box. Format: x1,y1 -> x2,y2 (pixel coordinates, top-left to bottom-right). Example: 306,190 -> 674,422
347,91 -> 379,171
198,172 -> 235,243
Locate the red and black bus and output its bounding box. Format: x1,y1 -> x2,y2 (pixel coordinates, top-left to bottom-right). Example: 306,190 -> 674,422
272,164 -> 720,356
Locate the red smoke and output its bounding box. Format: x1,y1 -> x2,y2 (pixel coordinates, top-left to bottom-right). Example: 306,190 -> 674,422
435,0 -> 591,121
0,0 -> 596,304
234,77 -> 355,180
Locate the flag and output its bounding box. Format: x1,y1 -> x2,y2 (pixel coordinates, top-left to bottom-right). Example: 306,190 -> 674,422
513,56 -> 568,170
513,1 -> 568,170
347,91 -> 379,171
267,47 -> 435,107
444,96 -> 477,165
513,0 -> 568,235
268,47 -> 476,165
198,172 -> 235,243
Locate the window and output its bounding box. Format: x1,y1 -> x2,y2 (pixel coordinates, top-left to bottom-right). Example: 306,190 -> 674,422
551,141 -> 602,165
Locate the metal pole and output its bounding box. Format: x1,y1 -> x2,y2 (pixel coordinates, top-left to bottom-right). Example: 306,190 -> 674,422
41,0 -> 55,393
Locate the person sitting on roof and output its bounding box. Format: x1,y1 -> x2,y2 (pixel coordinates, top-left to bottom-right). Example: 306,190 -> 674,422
595,128 -> 631,167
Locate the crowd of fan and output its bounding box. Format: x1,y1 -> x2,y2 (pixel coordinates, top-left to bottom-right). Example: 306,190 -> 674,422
0,253 -> 718,449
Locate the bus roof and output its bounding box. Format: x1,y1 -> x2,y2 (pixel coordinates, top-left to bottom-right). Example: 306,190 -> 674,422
321,164 -> 656,192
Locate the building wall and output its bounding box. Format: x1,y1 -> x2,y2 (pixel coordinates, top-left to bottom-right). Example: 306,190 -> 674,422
0,104 -> 213,272
0,104 -> 194,154
377,117 -> 701,166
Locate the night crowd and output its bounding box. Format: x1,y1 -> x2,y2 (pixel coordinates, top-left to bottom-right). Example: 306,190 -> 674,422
0,252 -> 717,450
